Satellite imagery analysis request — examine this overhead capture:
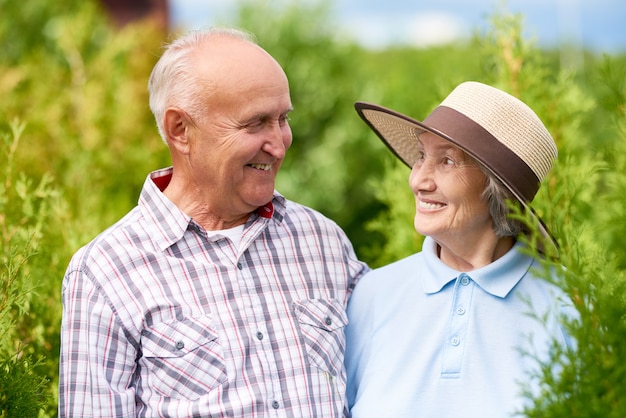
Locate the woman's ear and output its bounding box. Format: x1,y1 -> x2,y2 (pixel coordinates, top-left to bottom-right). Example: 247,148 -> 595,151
163,107 -> 192,155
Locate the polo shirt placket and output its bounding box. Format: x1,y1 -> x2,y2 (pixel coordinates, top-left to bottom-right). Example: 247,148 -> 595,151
441,272 -> 475,379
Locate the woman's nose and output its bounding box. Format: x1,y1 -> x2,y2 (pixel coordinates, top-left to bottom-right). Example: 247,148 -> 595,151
409,159 -> 436,192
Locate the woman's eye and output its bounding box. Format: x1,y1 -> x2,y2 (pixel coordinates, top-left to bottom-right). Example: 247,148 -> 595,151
444,157 -> 456,166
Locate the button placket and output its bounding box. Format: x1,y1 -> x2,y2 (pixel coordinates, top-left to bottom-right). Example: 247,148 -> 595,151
441,273 -> 475,378
234,248 -> 284,411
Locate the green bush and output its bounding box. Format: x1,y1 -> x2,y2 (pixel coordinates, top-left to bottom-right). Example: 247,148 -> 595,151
521,57 -> 626,417
1,1 -> 168,415
0,120 -> 59,415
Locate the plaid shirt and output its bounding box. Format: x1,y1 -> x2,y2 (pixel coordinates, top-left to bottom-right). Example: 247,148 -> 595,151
59,167 -> 369,417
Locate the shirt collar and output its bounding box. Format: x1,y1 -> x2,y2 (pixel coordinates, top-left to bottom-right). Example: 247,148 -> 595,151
421,236 -> 535,298
139,167 -> 287,252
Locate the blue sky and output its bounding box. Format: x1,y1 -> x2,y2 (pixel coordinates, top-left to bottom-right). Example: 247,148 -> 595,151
169,0 -> 626,53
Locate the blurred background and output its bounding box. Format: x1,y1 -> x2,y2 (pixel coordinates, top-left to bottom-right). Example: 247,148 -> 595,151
171,0 -> 626,53
1,0 -> 625,416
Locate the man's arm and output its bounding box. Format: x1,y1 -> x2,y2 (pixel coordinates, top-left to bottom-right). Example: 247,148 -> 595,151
59,268 -> 138,417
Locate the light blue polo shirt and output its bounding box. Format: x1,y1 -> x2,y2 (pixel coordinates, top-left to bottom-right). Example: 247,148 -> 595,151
345,236 -> 574,418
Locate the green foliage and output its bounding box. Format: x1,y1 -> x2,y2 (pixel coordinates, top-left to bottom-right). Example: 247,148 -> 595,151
1,1 -> 170,415
0,0 -> 170,236
519,55 -> 626,417
0,353 -> 50,418
0,120 -> 57,416
361,158 -> 423,267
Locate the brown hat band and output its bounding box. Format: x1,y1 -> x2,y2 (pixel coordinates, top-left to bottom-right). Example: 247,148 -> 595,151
423,106 -> 540,203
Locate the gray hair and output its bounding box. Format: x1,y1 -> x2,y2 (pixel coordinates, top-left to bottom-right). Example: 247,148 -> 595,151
148,27 -> 257,143
480,165 -> 525,238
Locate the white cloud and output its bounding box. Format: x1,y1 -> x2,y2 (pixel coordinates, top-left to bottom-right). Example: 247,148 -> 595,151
341,15 -> 398,49
340,11 -> 466,49
169,0 -> 234,29
407,12 -> 466,47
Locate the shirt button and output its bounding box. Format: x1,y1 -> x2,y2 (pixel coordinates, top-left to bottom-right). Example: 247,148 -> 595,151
456,306 -> 465,315
460,274 -> 470,286
237,262 -> 243,270
451,337 -> 460,346
175,340 -> 185,350
256,331 -> 264,340
325,317 -> 332,326
272,401 -> 279,409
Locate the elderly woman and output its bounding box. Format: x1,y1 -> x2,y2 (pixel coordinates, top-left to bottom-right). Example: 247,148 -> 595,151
345,82 -> 574,417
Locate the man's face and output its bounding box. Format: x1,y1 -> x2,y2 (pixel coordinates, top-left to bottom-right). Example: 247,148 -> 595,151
182,39 -> 293,225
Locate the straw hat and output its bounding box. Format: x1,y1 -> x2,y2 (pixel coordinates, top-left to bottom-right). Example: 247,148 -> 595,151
355,81 -> 558,249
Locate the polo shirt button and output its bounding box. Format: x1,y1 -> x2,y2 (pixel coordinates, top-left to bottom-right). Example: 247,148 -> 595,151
175,340 -> 185,350
460,274 -> 470,286
451,337 -> 460,346
325,316 -> 332,326
272,400 -> 280,409
237,262 -> 243,270
456,306 -> 465,315
256,331 -> 264,340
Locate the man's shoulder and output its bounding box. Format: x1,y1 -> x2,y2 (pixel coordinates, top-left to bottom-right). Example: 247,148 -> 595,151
67,207 -> 145,271
281,199 -> 341,229
283,199 -> 325,216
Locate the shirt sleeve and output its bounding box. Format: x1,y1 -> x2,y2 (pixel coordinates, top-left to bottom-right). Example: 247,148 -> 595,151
59,267 -> 138,418
338,227 -> 370,299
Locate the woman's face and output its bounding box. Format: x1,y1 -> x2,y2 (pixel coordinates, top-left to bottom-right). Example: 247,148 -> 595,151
409,132 -> 492,246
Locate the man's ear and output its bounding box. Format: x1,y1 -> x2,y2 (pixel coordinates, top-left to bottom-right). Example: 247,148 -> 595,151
164,107 -> 192,155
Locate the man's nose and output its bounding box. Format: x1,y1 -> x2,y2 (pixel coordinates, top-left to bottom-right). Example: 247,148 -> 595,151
262,123 -> 288,159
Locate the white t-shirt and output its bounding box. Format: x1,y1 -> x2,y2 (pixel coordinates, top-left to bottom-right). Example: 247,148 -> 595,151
206,224 -> 245,251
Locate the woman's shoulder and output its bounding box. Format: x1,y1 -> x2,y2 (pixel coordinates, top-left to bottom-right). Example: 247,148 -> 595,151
370,252 -> 424,277
352,252 -> 425,297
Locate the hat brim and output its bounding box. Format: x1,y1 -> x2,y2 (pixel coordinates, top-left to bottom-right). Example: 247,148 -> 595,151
355,101 -> 557,254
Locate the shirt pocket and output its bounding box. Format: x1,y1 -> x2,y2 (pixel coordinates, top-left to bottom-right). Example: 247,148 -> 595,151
293,298 -> 348,377
140,315 -> 227,400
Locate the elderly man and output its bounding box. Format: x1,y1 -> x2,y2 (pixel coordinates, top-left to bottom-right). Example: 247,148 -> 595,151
59,27 -> 368,417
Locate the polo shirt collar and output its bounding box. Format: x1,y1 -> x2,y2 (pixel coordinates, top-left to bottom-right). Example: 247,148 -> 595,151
139,167 -> 286,252
421,236 -> 535,298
